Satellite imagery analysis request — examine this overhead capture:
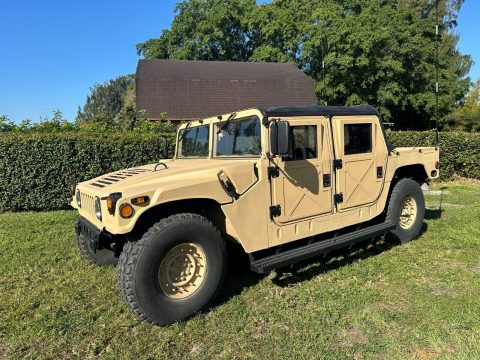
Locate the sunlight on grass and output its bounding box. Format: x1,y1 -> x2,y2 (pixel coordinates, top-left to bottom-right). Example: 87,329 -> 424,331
0,182 -> 479,358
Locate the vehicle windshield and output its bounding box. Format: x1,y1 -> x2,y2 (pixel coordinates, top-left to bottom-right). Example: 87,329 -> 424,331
215,116 -> 261,157
177,124 -> 209,158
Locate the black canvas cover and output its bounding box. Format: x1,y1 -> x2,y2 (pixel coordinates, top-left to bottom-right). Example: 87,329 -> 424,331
262,104 -> 380,118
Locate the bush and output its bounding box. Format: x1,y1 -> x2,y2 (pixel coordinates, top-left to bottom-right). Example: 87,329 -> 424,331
0,131 -> 478,212
0,132 -> 175,212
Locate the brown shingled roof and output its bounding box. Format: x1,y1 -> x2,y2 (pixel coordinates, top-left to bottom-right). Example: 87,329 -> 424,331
135,59 -> 317,121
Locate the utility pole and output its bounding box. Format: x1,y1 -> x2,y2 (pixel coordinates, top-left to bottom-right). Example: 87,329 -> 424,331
435,0 -> 439,145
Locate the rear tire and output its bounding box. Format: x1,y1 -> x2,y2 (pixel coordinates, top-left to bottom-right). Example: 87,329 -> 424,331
117,213 -> 227,326
386,178 -> 425,244
76,233 -> 118,266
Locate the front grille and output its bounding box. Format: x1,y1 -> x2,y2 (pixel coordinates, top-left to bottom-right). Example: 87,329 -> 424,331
80,192 -> 96,218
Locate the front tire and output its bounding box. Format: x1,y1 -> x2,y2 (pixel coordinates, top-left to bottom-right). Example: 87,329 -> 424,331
386,178 -> 425,243
117,213 -> 227,326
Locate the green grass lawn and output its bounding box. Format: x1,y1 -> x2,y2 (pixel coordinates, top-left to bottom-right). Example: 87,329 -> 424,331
1,182 -> 480,359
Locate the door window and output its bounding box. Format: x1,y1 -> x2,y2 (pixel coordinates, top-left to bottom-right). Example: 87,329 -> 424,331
344,124 -> 372,155
286,125 -> 317,161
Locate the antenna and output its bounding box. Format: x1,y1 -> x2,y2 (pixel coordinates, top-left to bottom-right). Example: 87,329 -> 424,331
435,0 -> 439,146
320,28 -> 327,105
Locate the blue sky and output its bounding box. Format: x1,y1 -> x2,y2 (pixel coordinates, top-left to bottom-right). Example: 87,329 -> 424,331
0,0 -> 478,123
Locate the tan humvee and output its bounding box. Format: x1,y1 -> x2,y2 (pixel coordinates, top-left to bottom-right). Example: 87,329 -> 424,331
72,105 -> 440,325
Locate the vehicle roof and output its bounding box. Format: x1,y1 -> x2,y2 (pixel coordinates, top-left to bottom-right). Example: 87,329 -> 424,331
260,104 -> 380,118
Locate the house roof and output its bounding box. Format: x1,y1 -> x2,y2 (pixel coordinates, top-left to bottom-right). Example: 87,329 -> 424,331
262,105 -> 380,118
136,59 -> 317,121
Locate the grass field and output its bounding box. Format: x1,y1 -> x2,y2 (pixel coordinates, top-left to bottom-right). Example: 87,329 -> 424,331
1,181 -> 480,359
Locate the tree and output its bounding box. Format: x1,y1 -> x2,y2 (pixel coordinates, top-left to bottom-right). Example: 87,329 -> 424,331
444,79 -> 480,131
76,74 -> 156,131
137,0 -> 256,61
138,0 -> 472,130
76,75 -> 135,127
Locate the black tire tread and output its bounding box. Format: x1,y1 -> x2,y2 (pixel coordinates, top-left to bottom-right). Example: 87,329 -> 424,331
117,213 -> 225,325
385,178 -> 425,243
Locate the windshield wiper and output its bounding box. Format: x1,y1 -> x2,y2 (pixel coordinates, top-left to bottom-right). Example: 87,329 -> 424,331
216,112 -> 237,134
178,122 -> 192,142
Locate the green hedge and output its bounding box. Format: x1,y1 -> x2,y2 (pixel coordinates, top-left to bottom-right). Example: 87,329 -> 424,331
387,131 -> 480,181
0,131 -> 478,212
0,132 -> 174,212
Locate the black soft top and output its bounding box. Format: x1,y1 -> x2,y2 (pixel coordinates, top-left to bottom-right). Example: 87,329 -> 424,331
261,104 -> 380,118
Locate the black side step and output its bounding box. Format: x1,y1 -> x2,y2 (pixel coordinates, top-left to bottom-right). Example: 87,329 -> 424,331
250,222 -> 395,273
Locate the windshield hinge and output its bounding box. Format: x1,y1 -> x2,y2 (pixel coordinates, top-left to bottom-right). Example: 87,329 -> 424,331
267,166 -> 279,180
269,205 -> 281,219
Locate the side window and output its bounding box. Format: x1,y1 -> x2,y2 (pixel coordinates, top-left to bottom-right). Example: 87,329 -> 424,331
286,125 -> 317,161
344,124 -> 372,155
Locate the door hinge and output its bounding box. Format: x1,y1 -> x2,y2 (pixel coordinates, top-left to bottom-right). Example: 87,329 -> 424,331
268,166 -> 280,180
333,159 -> 343,170
334,193 -> 344,204
269,205 -> 281,219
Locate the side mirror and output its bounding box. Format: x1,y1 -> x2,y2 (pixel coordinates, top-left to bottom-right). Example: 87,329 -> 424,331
270,120 -> 290,156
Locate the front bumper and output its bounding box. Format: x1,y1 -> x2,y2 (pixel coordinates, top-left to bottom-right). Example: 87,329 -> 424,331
75,216 -> 111,252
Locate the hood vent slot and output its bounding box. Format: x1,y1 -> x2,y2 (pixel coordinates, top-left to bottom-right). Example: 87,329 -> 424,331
89,168 -> 149,188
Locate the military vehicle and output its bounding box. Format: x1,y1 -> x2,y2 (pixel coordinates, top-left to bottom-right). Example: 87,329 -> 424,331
72,105 -> 440,325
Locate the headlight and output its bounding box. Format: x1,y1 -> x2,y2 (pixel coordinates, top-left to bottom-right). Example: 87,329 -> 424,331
76,191 -> 82,208
95,196 -> 102,220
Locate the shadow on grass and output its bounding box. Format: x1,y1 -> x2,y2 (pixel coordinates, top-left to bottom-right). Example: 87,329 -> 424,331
424,185 -> 446,220
425,208 -> 443,220
214,223 -> 430,304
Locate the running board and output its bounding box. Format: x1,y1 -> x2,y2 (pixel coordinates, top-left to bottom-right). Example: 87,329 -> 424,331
250,222 -> 395,273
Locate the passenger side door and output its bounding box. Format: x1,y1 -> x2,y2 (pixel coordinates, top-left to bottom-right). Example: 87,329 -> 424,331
270,117 -> 334,224
331,116 -> 388,211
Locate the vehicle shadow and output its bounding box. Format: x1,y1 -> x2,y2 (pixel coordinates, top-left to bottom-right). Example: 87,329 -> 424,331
213,242 -> 267,306
214,226 -> 430,305
423,186 -> 446,220
270,237 -> 396,287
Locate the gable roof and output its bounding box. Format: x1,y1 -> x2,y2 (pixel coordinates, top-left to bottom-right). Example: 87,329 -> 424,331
136,59 -> 317,120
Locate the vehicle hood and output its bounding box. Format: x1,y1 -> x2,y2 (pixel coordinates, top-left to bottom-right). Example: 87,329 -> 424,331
77,158 -> 259,200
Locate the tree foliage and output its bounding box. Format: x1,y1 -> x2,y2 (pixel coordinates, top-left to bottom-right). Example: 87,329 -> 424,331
76,75 -> 148,131
444,79 -> 480,131
137,0 -> 472,130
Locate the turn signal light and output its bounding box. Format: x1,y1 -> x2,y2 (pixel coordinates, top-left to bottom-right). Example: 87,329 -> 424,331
435,161 -> 440,169
131,196 -> 150,205
119,203 -> 134,219
106,192 -> 122,215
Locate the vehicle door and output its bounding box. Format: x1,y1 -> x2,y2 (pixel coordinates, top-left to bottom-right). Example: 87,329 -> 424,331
270,117 -> 334,224
331,116 -> 388,211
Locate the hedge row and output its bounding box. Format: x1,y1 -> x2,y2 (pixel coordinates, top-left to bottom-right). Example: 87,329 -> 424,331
0,132 -> 174,212
0,131 -> 478,212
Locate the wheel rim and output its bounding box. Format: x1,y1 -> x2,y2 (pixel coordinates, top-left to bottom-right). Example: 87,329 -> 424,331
399,195 -> 417,229
158,243 -> 207,299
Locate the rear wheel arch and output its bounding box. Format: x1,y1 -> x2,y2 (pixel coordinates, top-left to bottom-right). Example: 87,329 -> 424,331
392,164 -> 428,184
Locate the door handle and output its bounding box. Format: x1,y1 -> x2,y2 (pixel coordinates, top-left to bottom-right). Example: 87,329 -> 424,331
217,171 -> 239,200
376,166 -> 383,178
323,174 -> 331,187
